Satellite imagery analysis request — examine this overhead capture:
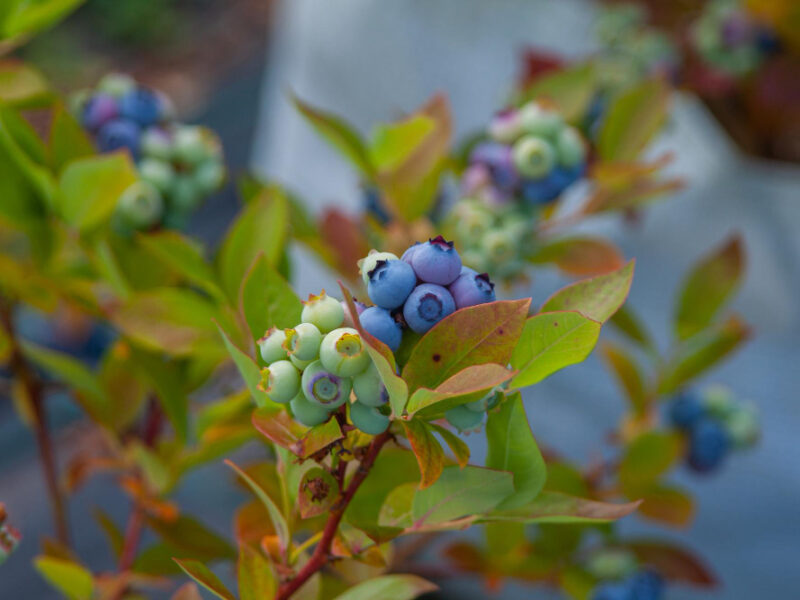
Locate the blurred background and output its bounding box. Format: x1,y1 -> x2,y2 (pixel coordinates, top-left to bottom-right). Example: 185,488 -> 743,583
2,0 -> 799,598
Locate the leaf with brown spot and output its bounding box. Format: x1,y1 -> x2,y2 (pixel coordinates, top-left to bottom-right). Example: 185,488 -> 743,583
290,418 -> 344,459
402,420 -> 445,489
402,299 -> 530,393
298,467 -> 340,519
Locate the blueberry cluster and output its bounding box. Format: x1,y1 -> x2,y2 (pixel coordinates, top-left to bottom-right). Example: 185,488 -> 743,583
669,385 -> 759,474
592,570 -> 664,600
75,74 -> 225,231
463,100 -> 587,206
689,0 -> 778,78
257,291 -> 391,435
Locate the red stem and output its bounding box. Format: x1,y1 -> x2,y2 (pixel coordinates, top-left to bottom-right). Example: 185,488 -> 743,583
275,431 -> 391,600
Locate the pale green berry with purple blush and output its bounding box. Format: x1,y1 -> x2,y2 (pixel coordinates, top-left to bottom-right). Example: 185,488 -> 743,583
319,327 -> 370,377
301,360 -> 352,410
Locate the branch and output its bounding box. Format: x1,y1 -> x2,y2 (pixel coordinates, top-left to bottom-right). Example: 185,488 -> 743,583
275,431 -> 391,600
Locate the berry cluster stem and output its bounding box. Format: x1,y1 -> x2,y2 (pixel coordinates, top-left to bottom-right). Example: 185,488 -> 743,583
275,431 -> 391,600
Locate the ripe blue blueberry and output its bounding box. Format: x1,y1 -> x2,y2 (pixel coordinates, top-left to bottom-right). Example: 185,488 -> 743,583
342,298 -> 367,328
410,236 -> 462,286
448,267 -> 496,309
283,323 -> 322,361
359,250 -> 399,286
319,327 -> 370,377
359,306 -> 402,351
669,392 -> 704,430
119,88 -> 162,128
301,291 -> 345,333
350,400 -> 390,435
401,242 -> 421,266
258,328 -> 288,363
290,392 -> 331,427
403,283 -> 456,334
687,418 -> 730,473
301,360 -> 352,410
97,119 -> 142,157
470,142 -> 518,192
367,259 -> 417,309
259,360 -> 300,404
364,186 -> 391,225
591,580 -> 634,600
445,404 -> 484,432
512,135 -> 556,179
81,94 -> 118,132
520,168 -> 568,204
353,363 -> 389,407
630,570 -> 664,600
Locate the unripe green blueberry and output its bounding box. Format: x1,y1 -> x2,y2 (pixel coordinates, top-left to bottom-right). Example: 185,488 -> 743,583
352,362 -> 388,407
586,549 -> 638,580
301,291 -> 345,333
289,354 -> 314,370
453,201 -> 493,240
284,323 -> 322,361
301,360 -> 352,410
460,249 -> 489,274
349,400 -> 390,435
139,158 -> 175,194
445,404 -> 484,432
512,135 -> 556,179
519,103 -> 564,139
173,126 -> 210,166
358,250 -> 399,286
556,126 -> 586,168
193,159 -> 225,194
139,128 -> 172,161
465,390 -> 502,413
481,230 -> 517,265
97,73 -> 137,98
724,405 -> 760,449
701,385 -> 736,419
257,327 -> 289,363
169,173 -> 201,213
319,328 -> 370,377
290,392 -> 331,427
259,360 -> 300,404
117,181 -> 163,229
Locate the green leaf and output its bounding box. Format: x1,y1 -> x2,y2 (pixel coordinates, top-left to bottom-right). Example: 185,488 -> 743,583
402,420 -> 445,489
239,253 -> 302,342
609,304 -> 655,353
238,544 -> 276,600
404,363 -> 514,419
519,62 -> 597,122
486,392 -> 546,510
292,94 -> 374,177
0,0 -> 85,41
128,347 -> 189,442
510,311 -> 602,388
58,152 -> 138,231
138,231 -> 225,302
298,466 -> 340,518
92,509 -> 124,558
675,235 -> 744,340
618,432 -> 683,493
174,559 -> 235,600
368,115 -> 435,171
225,460 -> 290,555
332,575 -> 437,600
291,417 -> 343,459
0,60 -> 50,106
428,423 -> 470,467
48,103 -> 94,171
529,236 -> 624,277
411,465 -> 514,527
147,515 -> 235,562
540,260 -> 634,323
600,342 -> 648,415
482,492 -> 640,524
657,316 -> 750,395
217,324 -> 273,409
340,283 -> 408,416
402,299 -> 530,393
598,80 -> 670,162
33,556 -> 93,600
217,189 -> 288,302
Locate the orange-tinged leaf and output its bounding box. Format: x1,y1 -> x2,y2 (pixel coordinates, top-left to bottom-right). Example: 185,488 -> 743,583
530,237 -> 625,277
251,408 -> 305,450
428,423 -> 470,467
627,540 -> 717,586
636,484 -> 695,528
291,418 -> 344,459
402,420 -> 445,489
173,559 -> 235,600
601,342 -> 649,415
321,210 -> 371,282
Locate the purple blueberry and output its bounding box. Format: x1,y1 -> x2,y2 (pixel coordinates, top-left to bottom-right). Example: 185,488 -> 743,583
591,580 -> 634,600
96,119 -> 142,157
401,242 -> 422,266
403,283 -> 456,334
630,570 -> 664,600
119,87 -> 162,128
469,141 -> 518,192
410,236 -> 462,286
359,306 -> 402,351
669,392 -> 704,430
687,418 -> 730,473
448,267 -> 496,309
81,93 -> 118,132
367,259 -> 417,309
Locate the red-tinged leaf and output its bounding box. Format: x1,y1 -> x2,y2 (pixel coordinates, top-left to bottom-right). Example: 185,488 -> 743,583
482,492 -> 641,523
218,325 -> 273,409
636,483 -> 695,528
171,582 -> 203,600
619,432 -> 683,493
601,342 -> 649,415
321,210 -> 371,282
402,299 -> 531,393
540,260 -> 634,323
675,235 -> 744,340
404,363 -> 515,418
298,467 -> 340,518
402,420 -> 445,489
290,418 -> 344,459
529,237 -> 625,277
657,316 -> 751,395
583,174 -> 684,215
626,540 -> 717,586
252,408 -> 305,449
331,574 -> 438,600
340,283 -> 408,416
428,423 -> 470,467
173,559 -> 235,600
442,541 -> 486,573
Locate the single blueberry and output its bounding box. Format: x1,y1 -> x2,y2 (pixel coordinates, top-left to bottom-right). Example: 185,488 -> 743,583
669,392 -> 704,430
81,93 -> 118,132
520,166 -> 577,204
359,306 -> 403,351
118,87 -> 162,127
470,141 -> 518,192
448,268 -> 496,309
401,242 -> 422,266
97,119 -> 142,158
367,259 -> 417,309
591,580 -> 635,600
630,570 -> 664,600
687,418 -> 730,473
403,283 -> 456,334
410,236 -> 462,285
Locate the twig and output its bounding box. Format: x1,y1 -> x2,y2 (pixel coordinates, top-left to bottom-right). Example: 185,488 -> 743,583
275,431 -> 392,600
